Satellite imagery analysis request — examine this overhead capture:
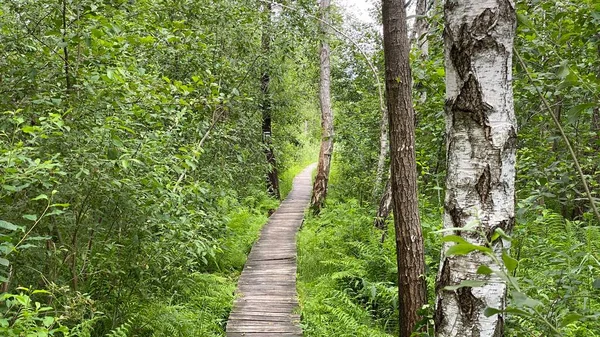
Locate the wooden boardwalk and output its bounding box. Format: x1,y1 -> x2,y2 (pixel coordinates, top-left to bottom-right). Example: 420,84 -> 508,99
226,164 -> 315,337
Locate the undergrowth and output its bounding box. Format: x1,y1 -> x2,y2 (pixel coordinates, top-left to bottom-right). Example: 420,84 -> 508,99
297,159 -> 443,336
507,200 -> 600,336
298,199 -> 397,337
298,179 -> 599,336
0,198 -> 274,337
127,201 -> 275,337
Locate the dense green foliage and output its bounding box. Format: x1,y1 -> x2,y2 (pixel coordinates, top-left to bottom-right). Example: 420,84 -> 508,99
1,0 -> 599,336
1,0 -> 318,335
297,1 -> 599,336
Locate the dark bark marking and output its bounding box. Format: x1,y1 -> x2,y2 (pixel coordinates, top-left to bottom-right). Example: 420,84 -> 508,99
446,203 -> 465,229
452,75 -> 492,131
456,287 -> 485,336
444,0 -> 458,12
476,165 -> 491,204
492,315 -> 505,337
433,296 -> 445,330
503,126 -> 517,151
449,44 -> 471,79
472,9 -> 495,36
436,258 -> 451,293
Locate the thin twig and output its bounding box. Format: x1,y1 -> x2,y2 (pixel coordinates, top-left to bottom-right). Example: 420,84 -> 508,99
515,49 -> 600,224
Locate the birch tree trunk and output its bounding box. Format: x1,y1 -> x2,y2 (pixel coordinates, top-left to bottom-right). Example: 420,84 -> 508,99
435,1 -> 517,336
373,106 -> 389,200
381,0 -> 426,335
261,2 -> 280,200
311,0 -> 334,212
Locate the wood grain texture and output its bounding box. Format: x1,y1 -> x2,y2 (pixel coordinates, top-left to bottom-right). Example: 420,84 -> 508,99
226,164 -> 315,337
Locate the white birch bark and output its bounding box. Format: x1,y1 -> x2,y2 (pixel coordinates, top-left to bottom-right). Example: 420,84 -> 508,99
435,1 -> 517,336
311,0 -> 334,211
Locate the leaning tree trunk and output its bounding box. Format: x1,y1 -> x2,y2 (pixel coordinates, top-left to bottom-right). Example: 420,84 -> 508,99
261,2 -> 281,200
374,0 -> 429,229
434,1 -> 517,336
311,0 -> 334,212
382,0 -> 426,336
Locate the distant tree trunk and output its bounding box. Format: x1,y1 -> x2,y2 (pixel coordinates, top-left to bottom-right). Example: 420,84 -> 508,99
382,0 -> 426,336
374,0 -> 429,228
373,107 -> 389,200
311,0 -> 334,212
411,0 -> 430,57
261,2 -> 280,200
374,179 -> 392,231
434,1 -> 517,336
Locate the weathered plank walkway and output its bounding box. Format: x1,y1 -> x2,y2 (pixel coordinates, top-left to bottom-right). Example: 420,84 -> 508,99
226,164 -> 316,337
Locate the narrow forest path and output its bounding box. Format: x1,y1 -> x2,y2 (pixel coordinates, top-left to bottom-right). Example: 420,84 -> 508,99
225,164 -> 316,337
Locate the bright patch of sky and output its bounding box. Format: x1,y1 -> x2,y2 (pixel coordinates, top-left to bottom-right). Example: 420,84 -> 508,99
337,0 -> 417,31
338,0 -> 376,24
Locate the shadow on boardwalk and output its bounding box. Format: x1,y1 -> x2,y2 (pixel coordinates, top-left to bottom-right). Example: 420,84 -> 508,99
226,164 -> 316,337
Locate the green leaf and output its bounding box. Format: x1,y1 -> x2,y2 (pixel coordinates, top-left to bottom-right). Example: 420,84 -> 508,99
2,185 -> 18,192
0,220 -> 22,232
25,236 -> 51,241
561,313 -> 584,327
446,243 -> 492,256
32,194 -> 48,201
511,291 -> 542,308
43,316 -> 54,327
444,280 -> 486,291
477,265 -> 493,275
22,214 -> 37,221
441,235 -> 469,245
502,251 -> 518,273
484,307 -> 502,317
567,103 -> 596,116
0,258 -> 9,266
491,228 -> 512,242
504,307 -> 532,317
556,61 -> 570,79
592,278 -> 600,289
516,12 -> 532,27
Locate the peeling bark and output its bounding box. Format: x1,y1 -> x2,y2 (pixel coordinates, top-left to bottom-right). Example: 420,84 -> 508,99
311,0 -> 334,212
435,1 -> 517,336
382,0 -> 427,335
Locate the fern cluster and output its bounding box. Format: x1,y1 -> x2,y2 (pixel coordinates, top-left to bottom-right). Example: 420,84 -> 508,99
508,206 -> 600,336
297,199 -> 399,336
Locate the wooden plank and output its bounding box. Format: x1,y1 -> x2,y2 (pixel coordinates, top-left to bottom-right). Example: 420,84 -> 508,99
226,164 -> 315,337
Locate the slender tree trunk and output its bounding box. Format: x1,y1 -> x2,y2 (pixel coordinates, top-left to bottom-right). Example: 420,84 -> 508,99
62,0 -> 71,91
261,2 -> 280,200
374,179 -> 393,231
375,0 -> 429,228
434,1 -> 517,336
382,0 -> 426,335
373,108 -> 389,199
412,0 -> 430,57
311,0 -> 334,212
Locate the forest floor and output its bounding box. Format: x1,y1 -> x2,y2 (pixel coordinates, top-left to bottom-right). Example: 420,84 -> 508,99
225,164 -> 316,337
